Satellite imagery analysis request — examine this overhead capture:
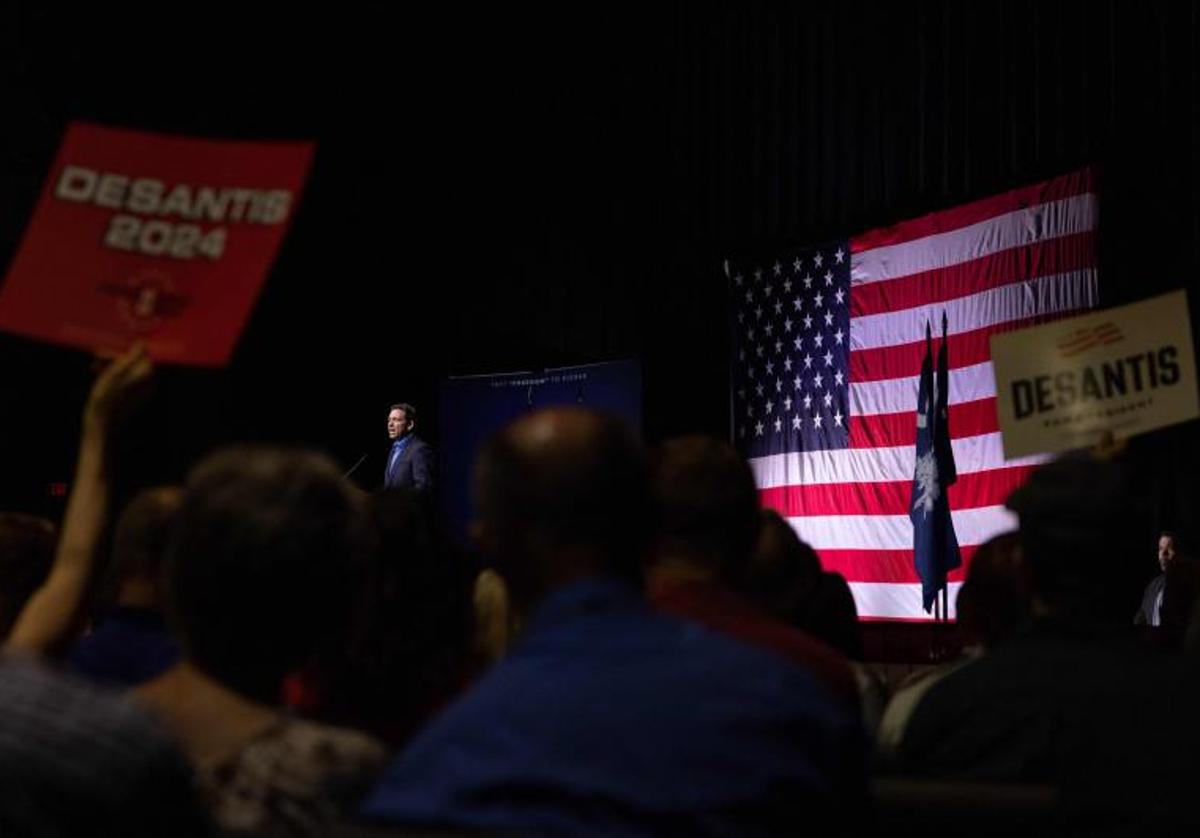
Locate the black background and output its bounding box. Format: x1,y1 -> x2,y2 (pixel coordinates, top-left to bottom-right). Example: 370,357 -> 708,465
1,2 -> 1198,536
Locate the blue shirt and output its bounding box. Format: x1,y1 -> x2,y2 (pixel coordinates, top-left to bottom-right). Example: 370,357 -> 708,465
66,607 -> 180,688
361,577 -> 864,835
385,435 -> 413,485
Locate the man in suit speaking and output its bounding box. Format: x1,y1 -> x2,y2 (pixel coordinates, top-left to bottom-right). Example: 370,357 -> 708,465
384,403 -> 434,493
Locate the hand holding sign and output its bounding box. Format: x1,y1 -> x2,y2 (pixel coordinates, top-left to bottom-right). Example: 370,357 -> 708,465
84,342 -> 154,438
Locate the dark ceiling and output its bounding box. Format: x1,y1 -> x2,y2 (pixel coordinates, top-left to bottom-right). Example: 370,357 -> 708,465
1,2 -> 1197,522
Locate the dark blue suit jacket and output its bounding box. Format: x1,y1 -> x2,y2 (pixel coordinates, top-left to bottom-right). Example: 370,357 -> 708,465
384,435 -> 434,492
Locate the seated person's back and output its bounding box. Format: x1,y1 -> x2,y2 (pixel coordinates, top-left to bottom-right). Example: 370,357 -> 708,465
0,660 -> 206,837
893,454 -> 1200,817
362,410 -> 865,835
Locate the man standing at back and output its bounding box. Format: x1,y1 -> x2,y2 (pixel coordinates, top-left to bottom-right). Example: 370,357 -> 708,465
361,407 -> 864,835
383,403 -> 434,493
1135,530 -> 1183,627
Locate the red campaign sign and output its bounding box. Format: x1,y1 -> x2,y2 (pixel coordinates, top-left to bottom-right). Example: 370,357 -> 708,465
0,122 -> 315,366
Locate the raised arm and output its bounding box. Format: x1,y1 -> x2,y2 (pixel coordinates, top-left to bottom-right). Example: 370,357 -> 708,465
5,344 -> 153,656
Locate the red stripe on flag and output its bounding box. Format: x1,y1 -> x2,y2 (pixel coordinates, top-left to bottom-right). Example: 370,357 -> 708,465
850,314 -> 1079,383
759,463 -> 1038,518
817,546 -> 979,584
850,168 -> 1095,253
850,231 -> 1096,318
848,398 -> 1001,449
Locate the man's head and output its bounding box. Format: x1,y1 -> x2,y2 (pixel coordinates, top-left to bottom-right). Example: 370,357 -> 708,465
650,436 -> 761,579
388,403 -> 417,440
1006,453 -> 1146,622
955,531 -> 1029,648
166,447 -> 370,702
105,487 -> 182,608
744,508 -> 822,620
0,514 -> 56,639
472,408 -> 651,611
1159,531 -> 1179,573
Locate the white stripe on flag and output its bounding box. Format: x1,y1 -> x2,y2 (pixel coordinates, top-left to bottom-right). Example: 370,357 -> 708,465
850,193 -> 1098,286
786,505 -> 1018,551
748,431 -> 1049,489
850,360 -> 997,417
850,581 -> 964,619
849,269 -> 1098,351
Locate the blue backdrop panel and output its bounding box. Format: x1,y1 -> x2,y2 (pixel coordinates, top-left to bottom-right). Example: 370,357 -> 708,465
438,359 -> 642,540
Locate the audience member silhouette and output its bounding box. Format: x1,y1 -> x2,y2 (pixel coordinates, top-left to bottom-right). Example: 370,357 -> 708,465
134,447 -> 386,835
648,436 -> 859,707
285,488 -> 478,748
878,531 -> 1028,756
67,487 -> 181,686
361,408 -> 865,835
0,514 -> 55,641
750,509 -> 862,659
895,453 -> 1199,825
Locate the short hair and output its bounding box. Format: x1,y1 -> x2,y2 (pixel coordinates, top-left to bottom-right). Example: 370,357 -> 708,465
0,514 -> 56,638
389,403 -> 417,425
743,508 -> 822,609
473,409 -> 651,581
166,447 -> 369,701
652,436 -> 761,574
1159,530 -> 1192,556
955,531 -> 1028,648
108,487 -> 181,587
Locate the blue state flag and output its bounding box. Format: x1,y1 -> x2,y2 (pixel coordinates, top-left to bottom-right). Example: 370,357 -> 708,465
911,315 -> 962,613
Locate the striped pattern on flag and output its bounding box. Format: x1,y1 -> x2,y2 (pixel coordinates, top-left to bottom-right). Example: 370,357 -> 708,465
752,170 -> 1098,620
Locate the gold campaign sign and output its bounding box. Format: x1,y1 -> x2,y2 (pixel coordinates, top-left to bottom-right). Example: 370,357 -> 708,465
991,290 -> 1199,459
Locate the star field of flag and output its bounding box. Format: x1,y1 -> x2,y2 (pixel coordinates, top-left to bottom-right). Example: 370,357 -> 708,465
731,243 -> 851,457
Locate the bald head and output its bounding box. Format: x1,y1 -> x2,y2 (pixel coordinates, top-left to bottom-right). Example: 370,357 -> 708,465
473,408 -> 650,604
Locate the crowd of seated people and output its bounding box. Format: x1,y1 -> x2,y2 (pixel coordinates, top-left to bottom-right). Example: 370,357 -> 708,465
0,344 -> 1196,835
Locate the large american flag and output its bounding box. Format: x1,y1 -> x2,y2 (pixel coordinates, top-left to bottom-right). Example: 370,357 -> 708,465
729,169 -> 1098,620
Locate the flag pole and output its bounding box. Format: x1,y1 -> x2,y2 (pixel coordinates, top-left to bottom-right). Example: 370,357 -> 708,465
930,592 -> 937,657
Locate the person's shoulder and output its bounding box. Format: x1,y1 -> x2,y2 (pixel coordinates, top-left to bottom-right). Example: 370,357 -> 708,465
0,658 -> 170,743
209,718 -> 387,808
203,718 -> 387,834
272,717 -> 388,771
